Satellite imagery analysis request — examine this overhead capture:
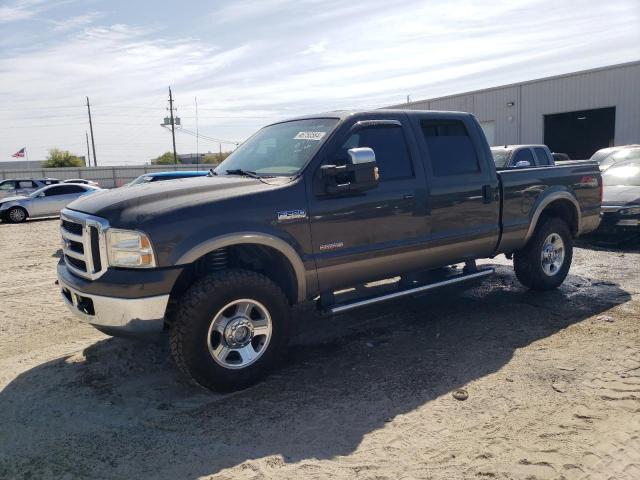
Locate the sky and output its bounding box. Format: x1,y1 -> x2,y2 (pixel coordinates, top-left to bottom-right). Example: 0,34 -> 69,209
1,0 -> 639,165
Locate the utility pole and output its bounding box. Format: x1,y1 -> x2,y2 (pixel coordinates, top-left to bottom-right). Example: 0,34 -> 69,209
219,143 -> 222,162
86,96 -> 97,166
168,87 -> 178,164
85,131 -> 91,167
195,96 -> 199,167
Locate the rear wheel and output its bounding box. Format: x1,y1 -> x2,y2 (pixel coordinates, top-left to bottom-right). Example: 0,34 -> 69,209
170,269 -> 291,391
513,216 -> 573,291
6,207 -> 27,223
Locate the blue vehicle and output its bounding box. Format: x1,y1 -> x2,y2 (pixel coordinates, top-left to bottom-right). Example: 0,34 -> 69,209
125,170 -> 210,187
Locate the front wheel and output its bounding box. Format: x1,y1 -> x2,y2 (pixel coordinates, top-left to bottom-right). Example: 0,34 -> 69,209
513,217 -> 573,291
170,269 -> 291,391
6,206 -> 27,223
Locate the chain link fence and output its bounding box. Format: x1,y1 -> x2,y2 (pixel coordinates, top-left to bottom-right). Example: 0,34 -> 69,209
0,164 -> 215,189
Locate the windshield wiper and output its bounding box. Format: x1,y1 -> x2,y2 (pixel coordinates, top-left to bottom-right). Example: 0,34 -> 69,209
225,169 -> 261,179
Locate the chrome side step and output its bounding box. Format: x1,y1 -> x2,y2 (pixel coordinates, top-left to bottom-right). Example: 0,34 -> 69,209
327,267 -> 494,315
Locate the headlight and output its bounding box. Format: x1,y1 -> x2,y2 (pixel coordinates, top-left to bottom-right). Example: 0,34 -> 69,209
620,206 -> 640,215
106,229 -> 156,268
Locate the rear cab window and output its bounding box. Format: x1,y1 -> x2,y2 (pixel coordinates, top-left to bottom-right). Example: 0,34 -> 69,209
419,119 -> 480,177
534,148 -> 551,166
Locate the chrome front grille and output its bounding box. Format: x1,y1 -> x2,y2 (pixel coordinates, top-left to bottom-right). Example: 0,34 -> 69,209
60,209 -> 109,280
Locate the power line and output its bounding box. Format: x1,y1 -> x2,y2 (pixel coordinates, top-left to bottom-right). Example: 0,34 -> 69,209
175,127 -> 239,145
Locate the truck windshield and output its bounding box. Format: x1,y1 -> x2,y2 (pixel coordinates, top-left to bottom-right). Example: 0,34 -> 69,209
603,161 -> 640,187
491,149 -> 512,168
215,118 -> 339,177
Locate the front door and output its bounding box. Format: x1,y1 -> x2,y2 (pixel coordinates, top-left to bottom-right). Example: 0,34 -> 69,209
0,180 -> 17,199
31,185 -> 76,216
307,116 -> 428,291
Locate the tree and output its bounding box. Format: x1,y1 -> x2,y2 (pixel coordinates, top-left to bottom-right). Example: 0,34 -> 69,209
202,151 -> 231,165
42,148 -> 84,168
151,152 -> 176,165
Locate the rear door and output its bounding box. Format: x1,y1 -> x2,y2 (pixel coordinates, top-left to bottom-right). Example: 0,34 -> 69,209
410,114 -> 500,264
16,180 -> 37,196
307,114 -> 429,290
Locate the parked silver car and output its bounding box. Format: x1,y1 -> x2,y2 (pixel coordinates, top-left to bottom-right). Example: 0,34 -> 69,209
591,145 -> 640,171
0,178 -> 60,199
0,183 -> 102,223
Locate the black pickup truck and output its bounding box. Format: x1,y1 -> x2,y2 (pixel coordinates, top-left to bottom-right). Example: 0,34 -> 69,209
57,110 -> 602,390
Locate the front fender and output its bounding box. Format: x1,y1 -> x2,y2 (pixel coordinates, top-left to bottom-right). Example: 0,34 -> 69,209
0,200 -> 30,215
175,231 -> 308,302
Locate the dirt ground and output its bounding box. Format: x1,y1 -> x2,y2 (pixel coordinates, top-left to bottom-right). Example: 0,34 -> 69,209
0,218 -> 639,480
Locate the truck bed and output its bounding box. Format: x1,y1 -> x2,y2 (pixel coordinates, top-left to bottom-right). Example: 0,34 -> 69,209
497,160 -> 602,253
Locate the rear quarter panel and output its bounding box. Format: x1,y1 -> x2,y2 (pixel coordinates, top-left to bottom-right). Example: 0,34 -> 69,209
498,161 -> 601,252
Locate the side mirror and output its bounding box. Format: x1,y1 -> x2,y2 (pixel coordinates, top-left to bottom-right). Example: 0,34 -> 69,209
320,147 -> 379,195
514,160 -> 531,168
38,193 -> 46,197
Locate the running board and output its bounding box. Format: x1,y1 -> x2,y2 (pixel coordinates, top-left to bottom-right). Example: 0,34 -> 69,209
327,267 -> 494,315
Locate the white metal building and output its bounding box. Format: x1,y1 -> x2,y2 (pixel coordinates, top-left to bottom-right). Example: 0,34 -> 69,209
389,61 -> 640,159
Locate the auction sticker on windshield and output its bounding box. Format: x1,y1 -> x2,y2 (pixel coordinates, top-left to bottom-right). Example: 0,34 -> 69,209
294,131 -> 326,141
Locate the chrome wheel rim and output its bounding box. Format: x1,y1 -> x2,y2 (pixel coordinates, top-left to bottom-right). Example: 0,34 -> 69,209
541,233 -> 565,276
206,299 -> 272,369
9,208 -> 25,222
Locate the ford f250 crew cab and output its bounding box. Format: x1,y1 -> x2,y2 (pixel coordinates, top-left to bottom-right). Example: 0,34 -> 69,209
57,110 -> 602,391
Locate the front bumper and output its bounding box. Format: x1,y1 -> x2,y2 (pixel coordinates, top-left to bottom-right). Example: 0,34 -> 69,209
57,264 -> 170,336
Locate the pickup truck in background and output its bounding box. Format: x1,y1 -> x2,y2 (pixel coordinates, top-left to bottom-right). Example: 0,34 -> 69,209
491,144 -> 556,169
56,110 -> 602,391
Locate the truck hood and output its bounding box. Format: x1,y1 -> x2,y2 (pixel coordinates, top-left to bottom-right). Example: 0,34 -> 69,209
66,175 -> 283,223
602,185 -> 640,206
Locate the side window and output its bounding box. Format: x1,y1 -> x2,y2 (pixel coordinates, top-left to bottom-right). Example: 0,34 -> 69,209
45,185 -> 76,196
18,181 -> 35,188
512,149 -> 535,166
64,185 -> 87,194
339,125 -> 413,180
0,181 -> 16,190
534,148 -> 550,166
420,120 -> 480,176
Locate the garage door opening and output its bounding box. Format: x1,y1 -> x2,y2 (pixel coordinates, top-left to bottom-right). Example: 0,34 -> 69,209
544,107 -> 615,159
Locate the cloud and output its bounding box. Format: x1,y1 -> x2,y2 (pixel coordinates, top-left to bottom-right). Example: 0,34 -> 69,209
0,0 -> 73,24
51,12 -> 104,32
1,0 -> 639,164
0,0 -> 43,23
300,40 -> 328,55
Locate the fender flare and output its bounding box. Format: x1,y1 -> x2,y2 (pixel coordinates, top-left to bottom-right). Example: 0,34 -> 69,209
176,232 -> 307,302
524,191 -> 581,242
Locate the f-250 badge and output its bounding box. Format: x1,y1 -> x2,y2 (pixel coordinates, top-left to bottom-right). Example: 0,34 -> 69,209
277,209 -> 307,222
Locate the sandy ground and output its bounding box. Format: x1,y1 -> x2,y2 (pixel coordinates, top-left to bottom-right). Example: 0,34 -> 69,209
0,218 -> 639,480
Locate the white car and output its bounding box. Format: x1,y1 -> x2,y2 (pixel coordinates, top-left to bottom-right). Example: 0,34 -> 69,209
63,178 -> 100,187
0,183 -> 102,223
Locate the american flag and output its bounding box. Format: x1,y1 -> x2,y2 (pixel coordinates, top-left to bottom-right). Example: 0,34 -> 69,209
12,148 -> 25,158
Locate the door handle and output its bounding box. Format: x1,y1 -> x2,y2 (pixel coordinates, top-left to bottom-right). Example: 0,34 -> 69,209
403,194 -> 414,200
482,185 -> 493,203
